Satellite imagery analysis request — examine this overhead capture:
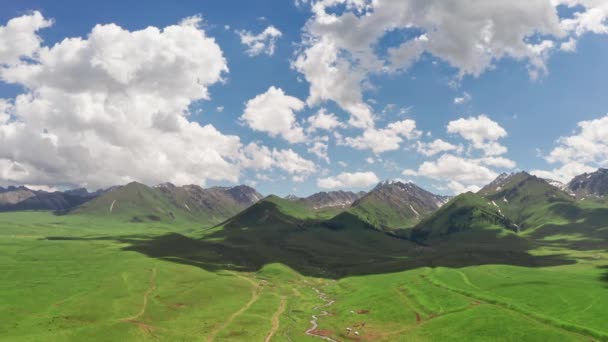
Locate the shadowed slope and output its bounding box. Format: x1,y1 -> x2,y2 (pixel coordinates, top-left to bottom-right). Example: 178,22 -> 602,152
49,195 -> 575,279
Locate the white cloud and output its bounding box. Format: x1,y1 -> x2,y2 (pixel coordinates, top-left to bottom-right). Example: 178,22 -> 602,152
560,37 -> 577,51
0,99 -> 12,124
558,0 -> 608,36
416,139 -> 461,156
0,14 -> 238,189
317,171 -> 379,189
341,119 -> 421,153
0,11 -> 53,65
0,13 -> 312,189
308,141 -> 329,163
453,92 -> 472,105
447,115 -> 508,156
402,168 -> 418,176
270,148 -> 316,175
306,108 -> 343,132
544,114 -> 608,165
447,181 -> 481,194
241,143 -> 316,175
532,114 -> 608,182
216,106 -> 224,113
241,86 -> 306,143
292,0 -> 608,129
419,154 -> 498,185
531,162 -> 596,183
293,37 -> 374,129
478,156 -> 517,169
238,25 -> 282,56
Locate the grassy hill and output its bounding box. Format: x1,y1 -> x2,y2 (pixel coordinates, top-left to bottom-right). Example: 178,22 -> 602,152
478,172 -> 577,230
70,182 -> 262,224
70,182 -> 188,223
410,192 -> 518,241
328,181 -> 448,232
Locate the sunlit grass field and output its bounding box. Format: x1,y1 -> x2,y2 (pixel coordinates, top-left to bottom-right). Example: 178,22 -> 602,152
1,211 -> 606,341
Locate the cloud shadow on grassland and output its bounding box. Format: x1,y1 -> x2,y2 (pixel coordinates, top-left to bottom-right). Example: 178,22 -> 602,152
44,207 -> 577,279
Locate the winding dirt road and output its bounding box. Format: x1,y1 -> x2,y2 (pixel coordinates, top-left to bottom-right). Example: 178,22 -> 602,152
120,266 -> 157,322
206,274 -> 261,342
264,296 -> 287,342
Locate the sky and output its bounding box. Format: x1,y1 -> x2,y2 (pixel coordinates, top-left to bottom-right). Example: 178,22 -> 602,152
0,0 -> 608,196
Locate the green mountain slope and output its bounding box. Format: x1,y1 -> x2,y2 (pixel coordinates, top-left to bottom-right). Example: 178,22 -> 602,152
224,195 -> 340,229
478,172 -> 576,229
328,181 -> 449,232
156,183 -> 262,222
410,192 -> 518,241
70,182 -> 186,222
70,182 -> 262,224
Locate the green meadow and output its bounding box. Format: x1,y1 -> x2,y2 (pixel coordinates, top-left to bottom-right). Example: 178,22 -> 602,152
1,210 -> 607,341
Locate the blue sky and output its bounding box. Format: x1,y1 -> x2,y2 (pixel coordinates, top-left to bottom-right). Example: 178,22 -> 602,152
1,0 -> 608,196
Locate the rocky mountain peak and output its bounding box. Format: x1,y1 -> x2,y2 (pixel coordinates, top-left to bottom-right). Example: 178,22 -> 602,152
301,190 -> 365,209
568,168 -> 608,198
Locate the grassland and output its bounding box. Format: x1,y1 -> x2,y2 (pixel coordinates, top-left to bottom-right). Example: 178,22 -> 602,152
1,209 -> 607,341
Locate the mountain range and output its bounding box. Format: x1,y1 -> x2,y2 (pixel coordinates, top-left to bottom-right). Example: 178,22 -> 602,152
2,168 -> 608,239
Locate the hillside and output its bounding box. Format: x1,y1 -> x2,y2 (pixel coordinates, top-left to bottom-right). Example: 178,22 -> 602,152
70,182 -> 185,222
410,192 -> 518,240
224,195 -> 339,229
71,182 -> 262,223
328,181 -> 449,232
155,183 -> 262,221
478,172 -> 576,229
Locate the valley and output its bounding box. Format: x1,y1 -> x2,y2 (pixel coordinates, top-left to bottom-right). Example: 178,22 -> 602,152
1,170 -> 607,341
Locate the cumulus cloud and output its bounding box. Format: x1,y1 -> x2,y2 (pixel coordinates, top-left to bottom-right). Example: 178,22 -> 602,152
558,0 -> 608,36
447,181 -> 481,194
410,153 -> 516,194
416,139 -> 462,156
292,0 -> 608,131
238,25 -> 282,56
418,154 -> 498,186
447,115 -> 508,156
293,36 -> 374,129
0,11 -> 53,65
478,156 -> 517,169
241,143 -> 316,175
241,86 -> 306,143
306,108 -> 343,132
402,168 -> 418,176
0,99 -> 11,124
531,162 -> 596,183
317,171 -> 379,189
340,119 -> 421,154
0,13 -> 314,189
531,114 -> 608,182
308,141 -> 330,163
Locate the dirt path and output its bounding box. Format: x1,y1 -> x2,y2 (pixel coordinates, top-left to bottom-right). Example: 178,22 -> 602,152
109,200 -> 116,213
120,266 -> 157,322
455,270 -> 480,289
420,274 -> 598,341
305,287 -> 337,342
264,296 -> 287,342
206,274 -> 261,342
